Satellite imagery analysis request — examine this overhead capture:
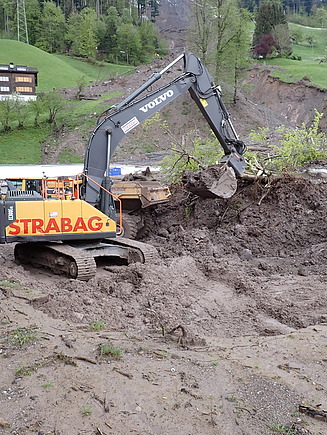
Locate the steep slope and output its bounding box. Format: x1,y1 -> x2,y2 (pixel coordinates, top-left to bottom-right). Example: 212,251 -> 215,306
0,40 -> 89,91
156,0 -> 190,52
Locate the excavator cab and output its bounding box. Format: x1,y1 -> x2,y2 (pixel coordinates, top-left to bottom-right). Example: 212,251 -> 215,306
41,178 -> 78,201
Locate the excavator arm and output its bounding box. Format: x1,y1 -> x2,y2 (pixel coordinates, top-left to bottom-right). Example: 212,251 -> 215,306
83,52 -> 246,206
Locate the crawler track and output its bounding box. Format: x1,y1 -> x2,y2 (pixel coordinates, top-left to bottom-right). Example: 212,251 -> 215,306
15,243 -> 97,281
15,238 -> 158,281
107,237 -> 159,264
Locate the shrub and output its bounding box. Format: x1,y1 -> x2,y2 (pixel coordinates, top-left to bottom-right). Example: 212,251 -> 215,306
271,110 -> 327,171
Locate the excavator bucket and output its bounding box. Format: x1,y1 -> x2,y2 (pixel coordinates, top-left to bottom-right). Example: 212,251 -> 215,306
182,165 -> 237,199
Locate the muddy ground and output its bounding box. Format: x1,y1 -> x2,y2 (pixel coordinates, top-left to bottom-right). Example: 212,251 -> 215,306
2,22 -> 327,435
1,174 -> 327,435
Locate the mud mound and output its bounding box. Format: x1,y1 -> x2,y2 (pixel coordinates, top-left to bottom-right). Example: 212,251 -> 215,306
1,175 -> 327,435
21,175 -> 326,340
140,175 -> 327,334
147,175 -> 327,259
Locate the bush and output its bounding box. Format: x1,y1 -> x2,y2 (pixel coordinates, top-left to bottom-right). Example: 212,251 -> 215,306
287,55 -> 302,61
271,110 -> 327,171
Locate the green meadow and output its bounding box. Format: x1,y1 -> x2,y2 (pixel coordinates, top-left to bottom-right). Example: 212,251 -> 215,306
0,40 -> 132,91
263,24 -> 327,89
0,40 -> 130,163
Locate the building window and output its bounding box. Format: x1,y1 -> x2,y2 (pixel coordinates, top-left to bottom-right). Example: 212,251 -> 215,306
15,76 -> 33,83
0,86 -> 10,92
15,86 -> 33,93
0,76 -> 9,81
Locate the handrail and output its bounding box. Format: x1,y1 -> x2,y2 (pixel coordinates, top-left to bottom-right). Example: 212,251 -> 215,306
41,178 -> 76,200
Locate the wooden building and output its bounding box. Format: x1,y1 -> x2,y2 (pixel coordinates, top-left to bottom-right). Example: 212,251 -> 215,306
0,63 -> 38,101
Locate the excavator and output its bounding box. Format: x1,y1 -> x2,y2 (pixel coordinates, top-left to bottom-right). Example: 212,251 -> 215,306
0,52 -> 246,280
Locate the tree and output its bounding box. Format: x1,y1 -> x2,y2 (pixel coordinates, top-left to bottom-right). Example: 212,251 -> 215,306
188,0 -> 216,63
66,8 -> 98,58
121,7 -> 134,24
137,0 -> 159,23
188,0 -> 251,99
306,35 -> 316,48
29,94 -> 46,126
114,0 -> 127,16
116,23 -> 142,64
291,27 -> 304,44
253,33 -> 280,58
65,13 -> 82,54
97,6 -> 121,60
14,97 -> 30,129
35,2 -> 66,53
272,23 -> 292,56
149,0 -> 159,22
312,7 -> 327,28
75,75 -> 87,100
0,98 -> 16,131
230,8 -> 252,102
0,0 -> 16,38
43,91 -> 64,125
253,1 -> 288,47
137,21 -> 160,62
25,0 -> 42,46
213,0 -> 251,85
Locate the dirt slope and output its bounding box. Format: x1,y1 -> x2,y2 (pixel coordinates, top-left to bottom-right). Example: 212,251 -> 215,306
1,175 -> 327,435
47,60 -> 327,167
243,67 -> 327,132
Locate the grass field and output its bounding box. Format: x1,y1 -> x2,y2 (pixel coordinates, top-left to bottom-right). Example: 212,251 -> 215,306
0,126 -> 49,163
0,40 -> 132,91
0,40 -> 130,163
263,24 -> 327,89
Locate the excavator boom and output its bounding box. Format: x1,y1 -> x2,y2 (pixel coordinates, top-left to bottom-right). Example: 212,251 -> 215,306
83,52 -> 246,205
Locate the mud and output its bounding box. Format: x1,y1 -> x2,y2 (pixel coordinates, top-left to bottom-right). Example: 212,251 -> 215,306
1,174 -> 327,435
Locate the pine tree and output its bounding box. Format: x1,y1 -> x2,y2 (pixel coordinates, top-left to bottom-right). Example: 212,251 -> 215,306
253,1 -> 287,46
35,2 -> 66,53
252,1 -> 291,56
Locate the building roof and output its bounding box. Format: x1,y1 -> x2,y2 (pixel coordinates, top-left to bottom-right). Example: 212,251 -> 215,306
0,63 -> 38,74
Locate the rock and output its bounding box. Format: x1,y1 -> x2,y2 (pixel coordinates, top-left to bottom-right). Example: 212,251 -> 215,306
157,228 -> 170,238
238,248 -> 253,261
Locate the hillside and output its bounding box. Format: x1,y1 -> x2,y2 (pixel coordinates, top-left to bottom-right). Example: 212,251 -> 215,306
40,58 -> 327,167
0,40 -> 131,91
155,0 -> 189,52
1,11 -> 327,165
